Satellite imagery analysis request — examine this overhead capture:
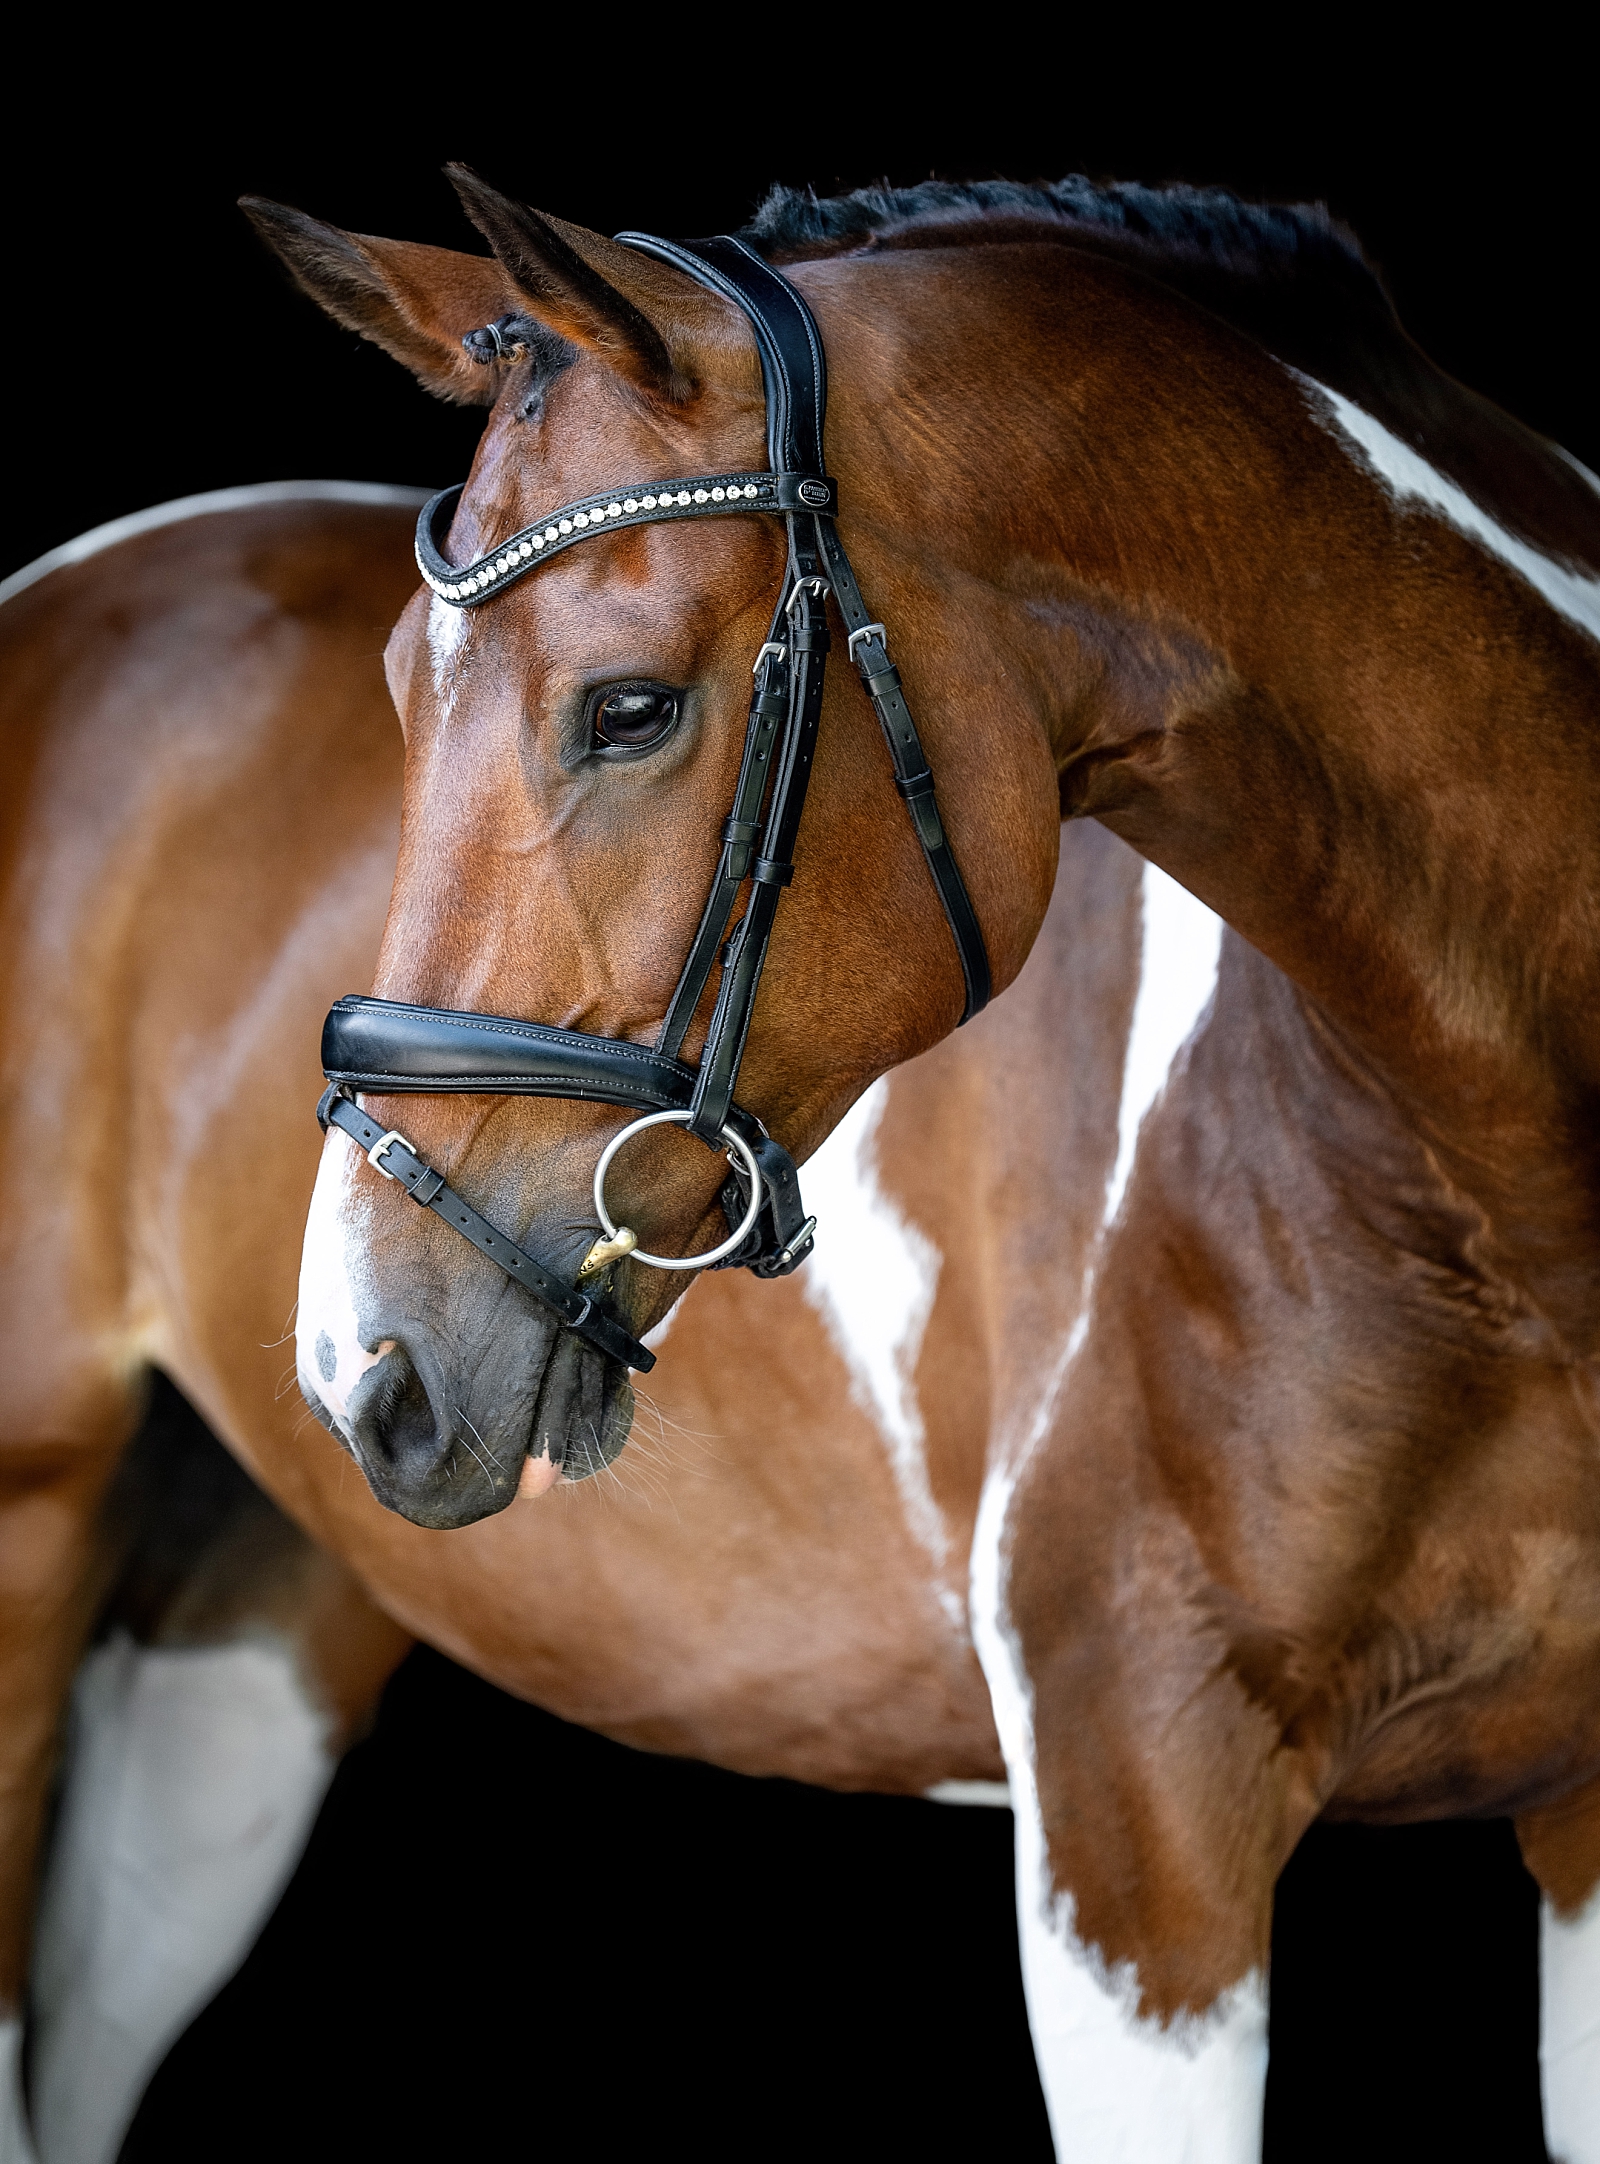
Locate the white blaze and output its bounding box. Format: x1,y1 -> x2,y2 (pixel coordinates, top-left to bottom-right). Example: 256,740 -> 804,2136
426,591 -> 469,715
295,1131 -> 389,1428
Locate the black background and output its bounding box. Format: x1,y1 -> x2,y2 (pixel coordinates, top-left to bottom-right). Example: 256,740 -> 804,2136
8,38 -> 1587,2161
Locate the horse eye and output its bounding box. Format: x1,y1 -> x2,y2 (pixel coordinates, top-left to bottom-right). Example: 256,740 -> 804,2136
591,686 -> 681,751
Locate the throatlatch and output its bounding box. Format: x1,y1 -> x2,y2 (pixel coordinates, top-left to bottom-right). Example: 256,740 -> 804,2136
318,231 -> 991,1374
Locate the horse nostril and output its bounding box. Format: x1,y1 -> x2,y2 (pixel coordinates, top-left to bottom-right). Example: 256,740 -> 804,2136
342,1341 -> 515,1523
346,1344 -> 441,1476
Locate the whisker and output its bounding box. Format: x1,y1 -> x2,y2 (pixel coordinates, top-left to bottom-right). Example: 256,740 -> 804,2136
260,1300 -> 300,1352
456,1405 -> 505,1471
454,1425 -> 499,1488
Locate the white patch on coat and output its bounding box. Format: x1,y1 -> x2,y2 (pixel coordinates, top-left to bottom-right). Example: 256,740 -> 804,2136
966,859 -> 1254,2155
925,1779 -> 1013,1807
295,1131 -> 389,1428
29,1633 -> 334,2164
971,1471 -> 1269,2161
0,2019 -> 39,2164
640,1306 -> 679,1353
1538,1884 -> 1600,2161
1299,377 -> 1600,646
801,1082 -> 951,1596
1011,862 -> 1223,1483
0,481 -> 431,611
1106,864 -> 1224,1227
426,591 -> 469,715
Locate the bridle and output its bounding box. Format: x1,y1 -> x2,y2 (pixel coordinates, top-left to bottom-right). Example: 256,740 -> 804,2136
315,234 -> 991,1377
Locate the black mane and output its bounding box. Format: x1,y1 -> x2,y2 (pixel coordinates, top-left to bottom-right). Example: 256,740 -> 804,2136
742,175 -> 1396,381
744,174 -> 1379,291
737,176 -> 1600,568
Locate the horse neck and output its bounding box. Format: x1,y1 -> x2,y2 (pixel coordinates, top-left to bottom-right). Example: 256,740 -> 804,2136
820,245 -> 1600,1335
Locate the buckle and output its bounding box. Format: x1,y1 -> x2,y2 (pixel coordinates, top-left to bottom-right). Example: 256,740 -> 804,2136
784,576 -> 829,622
365,1128 -> 415,1179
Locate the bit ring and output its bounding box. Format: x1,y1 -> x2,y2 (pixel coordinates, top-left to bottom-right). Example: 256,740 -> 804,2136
593,1110 -> 763,1271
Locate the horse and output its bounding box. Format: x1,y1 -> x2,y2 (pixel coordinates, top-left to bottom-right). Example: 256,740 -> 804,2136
2,166 -> 1599,2164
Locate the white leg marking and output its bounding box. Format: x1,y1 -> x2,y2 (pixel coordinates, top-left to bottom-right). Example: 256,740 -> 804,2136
965,875 -> 1251,2158
29,1634 -> 334,2164
1540,1885 -> 1600,2162
972,1474 -> 1267,2163
1299,375 -> 1600,645
0,2021 -> 39,2164
924,1779 -> 1013,1807
295,1133 -> 391,1429
801,1082 -> 952,1596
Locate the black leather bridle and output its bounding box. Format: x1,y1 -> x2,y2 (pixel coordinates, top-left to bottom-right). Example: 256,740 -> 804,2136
316,234 -> 990,1377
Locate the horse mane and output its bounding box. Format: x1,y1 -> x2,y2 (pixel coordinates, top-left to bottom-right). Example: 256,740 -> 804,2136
739,177 -> 1600,568
744,174 -> 1388,344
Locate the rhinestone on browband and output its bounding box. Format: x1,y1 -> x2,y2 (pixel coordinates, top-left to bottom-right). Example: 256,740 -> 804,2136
414,470 -> 837,608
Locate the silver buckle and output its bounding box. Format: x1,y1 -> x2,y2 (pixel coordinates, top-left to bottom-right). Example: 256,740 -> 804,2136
847,622 -> 888,662
784,576 -> 829,622
365,1129 -> 414,1179
752,640 -> 787,675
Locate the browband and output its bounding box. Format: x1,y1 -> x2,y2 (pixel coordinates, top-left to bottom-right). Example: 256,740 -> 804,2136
415,471 -> 836,604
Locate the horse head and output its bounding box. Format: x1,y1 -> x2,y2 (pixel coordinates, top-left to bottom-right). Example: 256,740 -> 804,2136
257,170 -> 1060,1528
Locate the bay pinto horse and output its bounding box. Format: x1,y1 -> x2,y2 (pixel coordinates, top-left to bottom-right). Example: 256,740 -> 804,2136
0,173 -> 1599,2163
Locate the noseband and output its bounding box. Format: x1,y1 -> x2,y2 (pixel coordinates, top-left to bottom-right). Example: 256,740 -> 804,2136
317,234 -> 991,1376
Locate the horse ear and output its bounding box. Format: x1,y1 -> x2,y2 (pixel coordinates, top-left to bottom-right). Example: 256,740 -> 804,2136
445,166 -> 727,406
240,197 -> 519,407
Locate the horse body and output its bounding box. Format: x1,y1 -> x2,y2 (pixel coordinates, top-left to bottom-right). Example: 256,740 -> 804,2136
3,171 -> 1600,2161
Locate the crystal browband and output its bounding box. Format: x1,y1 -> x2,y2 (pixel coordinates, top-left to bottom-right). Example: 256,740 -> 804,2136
416,470 -> 838,606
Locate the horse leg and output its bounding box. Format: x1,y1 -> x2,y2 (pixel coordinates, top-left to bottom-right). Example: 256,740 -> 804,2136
972,1471 -> 1284,2162
24,1400 -> 411,2164
1517,1777 -> 1600,2160
0,1431 -> 125,2164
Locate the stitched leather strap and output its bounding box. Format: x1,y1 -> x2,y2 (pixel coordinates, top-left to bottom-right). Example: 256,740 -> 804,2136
617,233 -> 828,478
686,526 -> 829,1143
813,521 -> 991,1021
319,1090 -> 655,1372
321,998 -> 816,1277
655,586 -> 791,1062
323,995 -> 700,1111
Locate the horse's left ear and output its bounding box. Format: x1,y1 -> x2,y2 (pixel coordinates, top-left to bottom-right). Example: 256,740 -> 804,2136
445,166 -> 730,406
